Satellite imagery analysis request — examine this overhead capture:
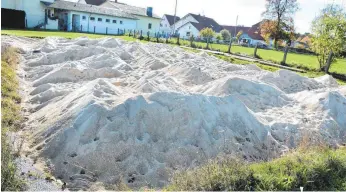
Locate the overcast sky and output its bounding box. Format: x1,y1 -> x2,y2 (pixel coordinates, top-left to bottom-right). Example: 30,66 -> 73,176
119,0 -> 346,34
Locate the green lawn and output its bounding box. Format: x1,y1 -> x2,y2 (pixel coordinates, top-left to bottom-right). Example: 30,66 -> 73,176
1,29 -> 136,41
2,29 -> 346,75
167,147 -> 346,191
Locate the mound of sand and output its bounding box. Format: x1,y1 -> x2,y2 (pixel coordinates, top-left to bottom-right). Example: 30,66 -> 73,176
3,36 -> 345,189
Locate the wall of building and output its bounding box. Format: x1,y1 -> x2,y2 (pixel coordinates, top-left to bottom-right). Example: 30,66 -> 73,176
172,15 -> 198,33
177,23 -> 200,40
1,0 -> 55,28
1,0 -> 17,10
159,15 -> 172,34
65,11 -> 137,34
135,15 -> 161,35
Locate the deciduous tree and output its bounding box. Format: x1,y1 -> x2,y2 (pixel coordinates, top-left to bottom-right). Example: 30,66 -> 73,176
220,29 -> 231,42
200,28 -> 215,49
262,0 -> 299,48
311,4 -> 346,71
236,30 -> 243,41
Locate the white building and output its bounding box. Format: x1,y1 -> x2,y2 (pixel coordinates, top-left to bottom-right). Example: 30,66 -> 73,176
159,14 -> 180,35
171,13 -> 224,40
2,0 -> 161,36
48,1 -> 137,34
99,1 -> 161,35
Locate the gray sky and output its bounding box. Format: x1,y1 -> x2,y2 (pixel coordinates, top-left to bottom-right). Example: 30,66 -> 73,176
119,0 -> 346,33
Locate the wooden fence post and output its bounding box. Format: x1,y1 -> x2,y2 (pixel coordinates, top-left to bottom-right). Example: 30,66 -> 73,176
281,46 -> 289,65
124,28 -> 125,35
228,38 -> 232,53
190,35 -> 194,47
118,28 -> 120,35
325,51 -> 333,73
94,26 -> 96,34
177,34 -> 180,45
254,44 -> 258,58
81,25 -> 82,32
147,31 -> 150,41
106,27 -> 108,35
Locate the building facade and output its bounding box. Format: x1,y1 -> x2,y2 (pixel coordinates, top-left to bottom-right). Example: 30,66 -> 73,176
100,1 -> 161,35
1,0 -> 55,28
2,0 -> 160,36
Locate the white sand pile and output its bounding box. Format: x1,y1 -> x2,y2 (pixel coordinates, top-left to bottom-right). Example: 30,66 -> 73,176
3,36 -> 346,189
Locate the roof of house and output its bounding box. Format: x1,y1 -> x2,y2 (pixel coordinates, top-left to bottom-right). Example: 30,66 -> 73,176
85,0 -> 107,5
223,22 -> 264,41
222,25 -> 251,36
188,13 -> 224,32
49,1 -> 137,19
164,14 -> 180,26
100,1 -> 161,19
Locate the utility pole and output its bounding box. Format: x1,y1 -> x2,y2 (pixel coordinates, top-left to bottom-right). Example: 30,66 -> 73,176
234,15 -> 238,41
172,0 -> 178,36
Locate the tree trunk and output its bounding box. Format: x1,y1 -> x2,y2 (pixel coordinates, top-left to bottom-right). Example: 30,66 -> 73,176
206,37 -> 210,49
325,51 -> 333,73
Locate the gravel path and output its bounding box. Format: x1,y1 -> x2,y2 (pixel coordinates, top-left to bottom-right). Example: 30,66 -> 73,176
16,157 -> 64,191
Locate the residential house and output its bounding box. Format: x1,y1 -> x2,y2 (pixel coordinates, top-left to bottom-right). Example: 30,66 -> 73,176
292,35 -> 311,49
159,14 -> 180,35
223,22 -> 267,47
99,1 -> 161,35
172,13 -> 224,40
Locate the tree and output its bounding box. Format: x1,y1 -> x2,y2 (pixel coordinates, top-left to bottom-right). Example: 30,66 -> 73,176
220,29 -> 231,42
216,34 -> 222,43
311,4 -> 346,71
236,30 -> 243,41
200,28 -> 215,49
262,0 -> 299,48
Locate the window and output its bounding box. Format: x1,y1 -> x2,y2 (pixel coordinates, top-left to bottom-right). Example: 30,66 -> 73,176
186,32 -> 191,36
90,17 -> 95,21
160,23 -> 162,27
82,16 -> 86,20
98,18 -> 102,22
148,23 -> 152,29
106,19 -> 110,23
112,20 -> 117,23
120,21 -> 123,24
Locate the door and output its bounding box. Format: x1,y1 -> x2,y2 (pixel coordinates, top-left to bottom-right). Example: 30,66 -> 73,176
72,14 -> 80,32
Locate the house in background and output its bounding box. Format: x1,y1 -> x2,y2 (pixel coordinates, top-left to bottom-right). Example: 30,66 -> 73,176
223,22 -> 267,47
292,34 -> 312,49
172,13 -> 224,40
159,14 -> 180,35
99,0 -> 161,35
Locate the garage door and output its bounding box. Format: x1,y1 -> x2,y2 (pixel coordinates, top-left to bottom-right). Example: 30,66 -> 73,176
1,8 -> 26,29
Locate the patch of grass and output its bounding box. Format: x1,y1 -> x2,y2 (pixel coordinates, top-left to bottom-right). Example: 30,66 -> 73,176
1,47 -> 25,191
1,29 -> 137,41
166,147 -> 346,191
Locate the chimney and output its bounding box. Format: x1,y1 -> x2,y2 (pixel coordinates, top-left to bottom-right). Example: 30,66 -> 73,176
146,7 -> 153,17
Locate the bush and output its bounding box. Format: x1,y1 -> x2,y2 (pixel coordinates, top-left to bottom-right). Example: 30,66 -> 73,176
166,147 -> 346,191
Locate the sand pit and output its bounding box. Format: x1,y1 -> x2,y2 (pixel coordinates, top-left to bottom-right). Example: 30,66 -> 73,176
3,36 -> 346,189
